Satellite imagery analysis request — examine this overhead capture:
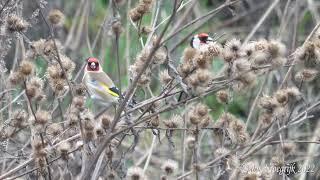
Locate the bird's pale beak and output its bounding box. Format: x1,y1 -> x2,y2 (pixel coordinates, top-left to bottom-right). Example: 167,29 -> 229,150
90,62 -> 96,69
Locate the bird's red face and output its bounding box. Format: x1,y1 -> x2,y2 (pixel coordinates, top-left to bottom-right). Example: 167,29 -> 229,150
86,57 -> 100,72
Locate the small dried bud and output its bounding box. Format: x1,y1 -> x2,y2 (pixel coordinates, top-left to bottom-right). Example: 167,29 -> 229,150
282,142 -> 296,155
154,48 -> 167,64
112,21 -> 123,36
48,9 -> 65,26
101,114 -> 112,129
186,136 -> 196,149
295,69 -> 318,82
268,40 -> 286,58
6,15 -> 29,32
141,26 -> 152,35
150,115 -> 160,127
216,90 -> 229,104
161,159 -> 178,175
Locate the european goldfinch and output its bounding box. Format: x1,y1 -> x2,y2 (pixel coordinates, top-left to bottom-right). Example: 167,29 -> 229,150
190,33 -> 214,49
82,57 -> 120,106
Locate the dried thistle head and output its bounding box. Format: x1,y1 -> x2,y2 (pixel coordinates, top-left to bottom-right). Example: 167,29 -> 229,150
58,142 -> 71,160
295,68 -> 318,82
159,70 -> 172,85
183,47 -> 197,63
6,15 -> 29,33
150,115 -> 160,127
9,72 -> 23,85
100,114 -> 113,129
268,40 -> 286,58
48,9 -> 65,26
164,114 -> 182,128
282,142 -> 296,155
47,123 -> 63,136
18,60 -> 34,77
153,47 -> 167,65
35,110 -> 51,126
126,166 -> 146,180
161,159 -> 178,175
216,90 -> 229,104
259,95 -> 279,113
12,110 -> 28,128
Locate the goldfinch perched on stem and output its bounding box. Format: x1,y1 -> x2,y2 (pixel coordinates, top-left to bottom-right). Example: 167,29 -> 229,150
190,33 -> 214,49
82,57 -> 121,106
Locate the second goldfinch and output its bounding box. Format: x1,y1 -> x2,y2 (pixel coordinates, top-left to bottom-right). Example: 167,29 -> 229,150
82,57 -> 120,106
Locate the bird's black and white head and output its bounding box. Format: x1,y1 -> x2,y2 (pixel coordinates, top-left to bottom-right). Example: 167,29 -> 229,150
190,33 -> 213,49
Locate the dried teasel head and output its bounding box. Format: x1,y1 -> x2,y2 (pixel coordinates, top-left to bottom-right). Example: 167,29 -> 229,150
48,9 -> 65,26
161,159 -> 178,175
267,40 -> 286,58
6,15 -> 29,33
